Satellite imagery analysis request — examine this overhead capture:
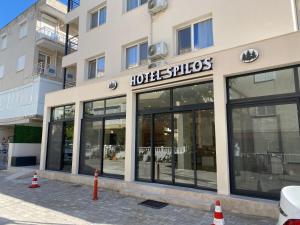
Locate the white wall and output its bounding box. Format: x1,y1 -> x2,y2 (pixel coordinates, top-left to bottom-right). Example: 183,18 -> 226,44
8,143 -> 41,167
0,77 -> 61,120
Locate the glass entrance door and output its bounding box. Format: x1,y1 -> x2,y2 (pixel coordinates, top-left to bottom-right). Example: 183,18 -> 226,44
61,122 -> 74,172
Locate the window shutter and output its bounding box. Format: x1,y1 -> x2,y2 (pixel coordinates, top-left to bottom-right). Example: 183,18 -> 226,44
17,55 -> 26,72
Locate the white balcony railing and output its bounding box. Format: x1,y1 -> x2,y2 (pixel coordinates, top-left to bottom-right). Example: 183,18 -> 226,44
36,26 -> 66,45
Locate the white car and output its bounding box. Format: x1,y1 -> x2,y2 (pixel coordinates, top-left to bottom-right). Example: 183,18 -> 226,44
277,186 -> 300,225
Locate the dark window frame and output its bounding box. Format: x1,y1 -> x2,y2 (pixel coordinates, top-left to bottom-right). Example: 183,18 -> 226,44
227,64 -> 300,200
79,96 -> 126,179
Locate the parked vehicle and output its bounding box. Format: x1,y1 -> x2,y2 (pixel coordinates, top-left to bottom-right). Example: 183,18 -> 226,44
277,186 -> 300,225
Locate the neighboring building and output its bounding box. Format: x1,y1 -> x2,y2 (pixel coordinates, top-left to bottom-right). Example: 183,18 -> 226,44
0,0 -> 72,167
40,0 -> 300,206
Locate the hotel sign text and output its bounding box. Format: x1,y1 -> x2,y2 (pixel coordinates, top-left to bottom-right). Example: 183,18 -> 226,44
130,58 -> 213,86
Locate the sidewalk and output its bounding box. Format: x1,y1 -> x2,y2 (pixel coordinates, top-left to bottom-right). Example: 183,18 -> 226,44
0,170 -> 277,225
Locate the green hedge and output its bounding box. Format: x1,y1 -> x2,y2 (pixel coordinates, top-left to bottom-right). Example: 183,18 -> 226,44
13,125 -> 42,143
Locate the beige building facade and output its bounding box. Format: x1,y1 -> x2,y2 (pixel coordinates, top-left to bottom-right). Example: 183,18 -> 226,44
0,0 -> 70,167
41,0 -> 300,204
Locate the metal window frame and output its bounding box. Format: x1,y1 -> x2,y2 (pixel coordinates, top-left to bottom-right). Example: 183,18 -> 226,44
226,64 -> 300,200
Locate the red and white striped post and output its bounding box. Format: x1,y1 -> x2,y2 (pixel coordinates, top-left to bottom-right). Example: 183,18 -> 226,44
93,169 -> 99,201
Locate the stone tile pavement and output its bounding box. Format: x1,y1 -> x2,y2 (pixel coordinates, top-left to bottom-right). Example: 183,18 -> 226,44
0,171 -> 277,225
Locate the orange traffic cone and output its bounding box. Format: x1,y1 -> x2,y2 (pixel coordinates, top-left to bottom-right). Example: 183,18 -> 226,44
213,200 -> 225,225
28,172 -> 40,188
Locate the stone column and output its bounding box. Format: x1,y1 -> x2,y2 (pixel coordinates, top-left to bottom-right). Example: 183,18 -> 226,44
39,106 -> 51,171
124,92 -> 136,182
71,101 -> 83,175
213,74 -> 231,195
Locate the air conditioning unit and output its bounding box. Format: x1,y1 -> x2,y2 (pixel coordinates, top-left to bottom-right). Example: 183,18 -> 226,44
148,42 -> 168,60
148,0 -> 168,15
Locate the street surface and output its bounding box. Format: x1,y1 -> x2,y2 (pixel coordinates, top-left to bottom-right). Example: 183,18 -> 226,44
0,170 -> 276,225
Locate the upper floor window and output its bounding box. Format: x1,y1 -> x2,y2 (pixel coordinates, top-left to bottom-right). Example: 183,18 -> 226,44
1,34 -> 7,50
17,55 -> 26,72
19,21 -> 28,39
88,56 -> 105,79
126,41 -> 148,69
127,0 -> 147,11
177,18 -> 213,55
90,6 -> 107,30
297,0 -> 300,29
0,65 -> 4,78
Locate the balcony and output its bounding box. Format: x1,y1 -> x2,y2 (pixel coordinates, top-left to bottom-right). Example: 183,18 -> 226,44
66,35 -> 78,55
34,63 -> 63,83
64,65 -> 77,89
68,0 -> 80,12
36,27 -> 65,53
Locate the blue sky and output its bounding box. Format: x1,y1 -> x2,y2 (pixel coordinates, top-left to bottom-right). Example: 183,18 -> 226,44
0,0 -> 67,29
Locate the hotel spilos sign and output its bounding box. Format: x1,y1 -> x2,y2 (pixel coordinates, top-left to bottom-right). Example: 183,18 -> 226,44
130,58 -> 213,86
240,49 -> 259,63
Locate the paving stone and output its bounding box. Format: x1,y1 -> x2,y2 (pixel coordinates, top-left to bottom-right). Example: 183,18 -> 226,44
0,170 -> 277,225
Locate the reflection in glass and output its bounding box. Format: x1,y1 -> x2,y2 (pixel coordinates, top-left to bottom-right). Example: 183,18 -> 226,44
52,107 -> 64,120
137,115 -> 152,180
174,112 -> 194,185
105,97 -> 126,114
228,68 -> 295,100
79,120 -> 102,175
46,123 -> 63,170
62,122 -> 74,172
173,83 -> 214,107
64,105 -> 75,119
103,119 -> 126,176
195,110 -> 216,189
231,104 -> 300,196
84,100 -> 105,116
138,90 -> 170,111
154,114 -> 172,182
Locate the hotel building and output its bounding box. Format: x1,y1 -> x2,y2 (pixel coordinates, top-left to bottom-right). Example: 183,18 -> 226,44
40,0 -> 300,215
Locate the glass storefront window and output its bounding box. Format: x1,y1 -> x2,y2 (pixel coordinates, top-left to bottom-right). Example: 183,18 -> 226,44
231,104 -> 300,197
136,82 -> 216,190
79,120 -> 103,175
103,119 -> 126,176
84,100 -> 105,116
137,115 -> 152,180
228,68 -> 296,100
173,82 -> 214,107
52,107 -> 64,121
106,97 -> 126,114
138,90 -> 171,111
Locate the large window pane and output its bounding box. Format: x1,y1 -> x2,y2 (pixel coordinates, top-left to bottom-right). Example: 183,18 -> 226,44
178,27 -> 191,55
84,100 -> 105,117
88,59 -> 96,79
103,119 -> 126,176
99,7 -> 106,25
79,120 -> 102,175
173,82 -> 214,107
194,19 -> 214,49
138,89 -> 170,111
137,115 -> 152,180
106,97 -> 126,114
62,122 -> 74,172
140,42 -> 148,65
195,110 -> 216,189
127,0 -> 138,11
154,114 -> 172,182
231,104 -> 300,197
52,107 -> 64,121
126,45 -> 138,69
46,123 -> 63,170
174,112 -> 194,185
228,68 -> 296,100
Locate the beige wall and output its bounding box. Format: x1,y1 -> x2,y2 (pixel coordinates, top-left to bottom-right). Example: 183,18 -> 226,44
0,0 -> 66,92
41,31 -> 300,195
63,0 -> 297,86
